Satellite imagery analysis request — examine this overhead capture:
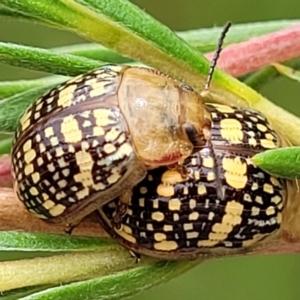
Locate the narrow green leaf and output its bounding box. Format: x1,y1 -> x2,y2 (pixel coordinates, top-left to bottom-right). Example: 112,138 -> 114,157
0,76 -> 67,99
272,63 -> 300,82
244,57 -> 300,89
53,43 -> 132,63
0,5 -> 46,24
252,147 -> 300,179
17,260 -> 200,300
0,285 -> 55,300
0,249 -> 150,292
0,42 -> 103,76
0,135 -> 12,154
0,231 -> 117,251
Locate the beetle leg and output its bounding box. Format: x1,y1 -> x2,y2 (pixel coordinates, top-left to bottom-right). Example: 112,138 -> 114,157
64,223 -> 77,235
112,189 -> 132,229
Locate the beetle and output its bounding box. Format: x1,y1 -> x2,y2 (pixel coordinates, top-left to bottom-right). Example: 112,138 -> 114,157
96,102 -> 289,259
11,64 -> 213,228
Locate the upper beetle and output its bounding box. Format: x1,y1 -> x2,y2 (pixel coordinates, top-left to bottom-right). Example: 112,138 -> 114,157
11,64 -> 211,227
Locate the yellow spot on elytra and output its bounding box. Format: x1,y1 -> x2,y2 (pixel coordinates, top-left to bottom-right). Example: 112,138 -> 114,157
271,195 -> 282,204
208,211 -> 215,220
223,157 -> 247,189
154,233 -> 166,241
266,206 -> 275,216
183,223 -> 193,231
163,225 -> 173,231
189,198 -> 196,209
43,200 -> 55,209
116,227 -> 137,244
93,109 -> 117,126
187,232 -> 199,239
76,188 -> 89,200
157,184 -> 174,197
220,119 -> 243,142
152,198 -> 159,208
61,116 -> 82,143
212,223 -> 232,234
197,240 -> 218,247
107,170 -> 121,184
93,126 -> 105,137
146,223 -> 154,231
248,138 -> 257,147
104,143 -> 116,154
57,84 -> 77,107
49,204 -> 66,216
36,102 -> 43,111
161,170 -> 185,184
74,150 -> 94,188
55,147 -> 64,157
257,123 -> 267,132
23,139 -> 32,152
50,136 -> 59,146
154,241 -> 178,251
24,164 -> 34,175
260,139 -> 277,149
44,127 -> 54,138
270,176 -> 280,187
277,212 -> 282,223
207,171 -> 216,181
251,206 -> 260,216
94,182 -> 106,190
197,185 -> 207,195
209,232 -> 228,241
139,198 -> 145,207
224,172 -> 248,189
221,118 -> 242,129
225,200 -> 244,215
168,198 -> 181,210
183,186 -> 189,195
255,196 -> 263,204
21,119 -> 30,130
42,193 -> 49,200
24,149 -> 36,164
118,143 -> 133,157
105,127 -> 120,142
31,172 -> 40,183
214,104 -> 235,113
222,214 -> 242,226
173,213 -> 179,221
123,225 -> 132,234
151,211 -> 164,221
263,183 -> 274,194
189,211 -> 199,221
202,157 -> 214,168
265,133 -> 275,140
89,81 -> 107,98
29,187 -> 38,196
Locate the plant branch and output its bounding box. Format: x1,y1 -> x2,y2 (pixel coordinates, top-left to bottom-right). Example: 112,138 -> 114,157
1,179 -> 300,256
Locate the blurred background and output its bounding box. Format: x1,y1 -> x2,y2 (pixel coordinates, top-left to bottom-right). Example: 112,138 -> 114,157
0,0 -> 300,299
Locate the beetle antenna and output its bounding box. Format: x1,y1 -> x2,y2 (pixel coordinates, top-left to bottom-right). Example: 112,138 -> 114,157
204,21 -> 232,91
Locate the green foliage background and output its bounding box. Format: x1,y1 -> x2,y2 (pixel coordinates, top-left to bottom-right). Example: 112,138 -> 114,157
0,0 -> 300,299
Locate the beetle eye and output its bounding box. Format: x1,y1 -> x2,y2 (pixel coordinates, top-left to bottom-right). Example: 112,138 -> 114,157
180,84 -> 194,92
184,124 -> 203,146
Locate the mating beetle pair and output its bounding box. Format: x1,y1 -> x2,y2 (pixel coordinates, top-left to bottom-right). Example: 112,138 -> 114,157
11,25 -> 289,260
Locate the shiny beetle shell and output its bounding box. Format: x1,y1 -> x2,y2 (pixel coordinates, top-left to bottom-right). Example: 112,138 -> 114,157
97,104 -> 288,259
11,65 -> 207,225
